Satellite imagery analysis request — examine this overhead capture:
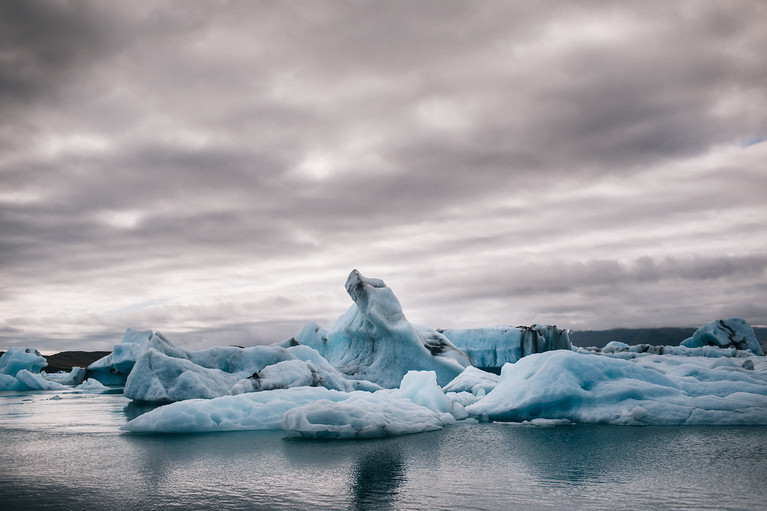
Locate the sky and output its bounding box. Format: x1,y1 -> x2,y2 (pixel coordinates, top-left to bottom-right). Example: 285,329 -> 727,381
2,0 -> 766,352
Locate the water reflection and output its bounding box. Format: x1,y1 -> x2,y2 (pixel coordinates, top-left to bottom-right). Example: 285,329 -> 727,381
494,425 -> 619,485
350,446 -> 406,511
123,400 -> 162,421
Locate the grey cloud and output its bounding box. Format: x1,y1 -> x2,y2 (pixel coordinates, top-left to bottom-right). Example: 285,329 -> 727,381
2,1 -> 766,349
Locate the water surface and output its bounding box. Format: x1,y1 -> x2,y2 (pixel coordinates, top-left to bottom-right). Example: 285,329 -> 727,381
1,389 -> 766,510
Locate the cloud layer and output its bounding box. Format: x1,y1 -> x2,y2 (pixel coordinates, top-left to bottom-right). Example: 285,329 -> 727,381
2,1 -> 766,350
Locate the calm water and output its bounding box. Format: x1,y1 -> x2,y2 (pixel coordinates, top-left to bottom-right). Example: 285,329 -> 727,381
1,389 -> 766,511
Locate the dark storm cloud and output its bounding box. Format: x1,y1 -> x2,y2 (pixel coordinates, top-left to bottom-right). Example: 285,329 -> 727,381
1,1 -> 766,349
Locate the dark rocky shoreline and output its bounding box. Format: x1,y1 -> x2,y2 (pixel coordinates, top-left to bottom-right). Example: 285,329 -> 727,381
41,351 -> 111,373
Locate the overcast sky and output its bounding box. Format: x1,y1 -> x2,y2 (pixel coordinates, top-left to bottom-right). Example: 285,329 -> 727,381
2,1 -> 766,351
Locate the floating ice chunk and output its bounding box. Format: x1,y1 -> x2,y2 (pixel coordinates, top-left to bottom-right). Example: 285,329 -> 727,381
125,370 -> 462,437
123,387 -> 355,433
283,370 -> 461,439
0,348 -> 48,377
466,350 -> 767,425
440,325 -> 572,370
124,348 -> 241,402
308,270 -> 470,388
88,328 -> 157,384
603,341 -> 630,353
282,394 -> 452,439
0,348 -> 67,391
681,318 -> 763,355
442,366 -> 499,395
76,378 -> 110,392
124,343 -> 366,402
578,344 -> 747,358
44,367 -> 87,385
15,370 -> 67,390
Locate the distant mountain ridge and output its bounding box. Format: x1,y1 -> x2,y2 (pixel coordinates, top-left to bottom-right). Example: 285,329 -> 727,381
570,327 -> 767,351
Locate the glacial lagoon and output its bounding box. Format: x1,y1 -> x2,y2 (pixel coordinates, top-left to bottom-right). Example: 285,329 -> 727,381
1,389 -> 766,511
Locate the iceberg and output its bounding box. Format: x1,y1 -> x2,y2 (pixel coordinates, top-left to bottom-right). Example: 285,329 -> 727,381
76,378 -> 110,392
123,341 -> 369,402
466,350 -> 767,425
285,270 -> 470,388
87,328 -> 154,384
442,366 -> 499,395
14,369 -> 68,391
44,366 -> 88,385
440,325 -> 572,370
0,348 -> 67,391
124,370 -> 465,437
577,344 -> 748,359
681,318 -> 763,355
0,347 -> 48,376
577,318 -> 764,359
282,394 -> 451,439
283,371 -> 463,439
123,386 -> 353,433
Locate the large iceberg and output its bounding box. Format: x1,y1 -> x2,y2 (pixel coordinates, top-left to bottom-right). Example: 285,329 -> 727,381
87,328 -> 155,384
283,270 -> 470,388
123,336 -> 373,402
466,350 -> 767,425
681,318 -> 763,355
440,325 -> 572,370
124,370 -> 466,438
